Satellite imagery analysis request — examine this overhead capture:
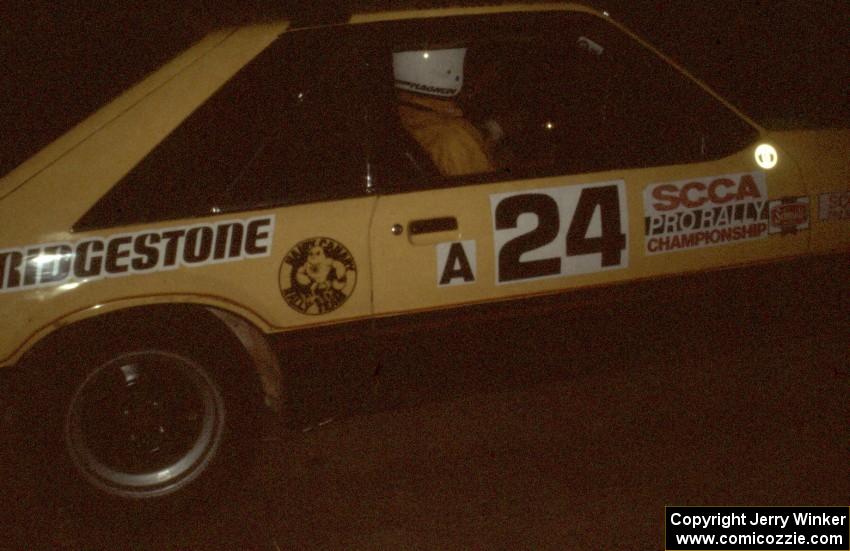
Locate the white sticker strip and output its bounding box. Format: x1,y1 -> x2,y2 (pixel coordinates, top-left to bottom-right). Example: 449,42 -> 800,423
490,180 -> 628,285
819,191 -> 850,221
0,215 -> 275,294
643,172 -> 768,254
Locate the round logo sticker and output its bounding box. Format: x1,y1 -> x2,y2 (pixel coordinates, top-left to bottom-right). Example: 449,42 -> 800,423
279,237 -> 357,315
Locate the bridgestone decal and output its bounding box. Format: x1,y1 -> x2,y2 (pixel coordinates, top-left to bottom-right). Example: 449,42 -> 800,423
0,215 -> 275,293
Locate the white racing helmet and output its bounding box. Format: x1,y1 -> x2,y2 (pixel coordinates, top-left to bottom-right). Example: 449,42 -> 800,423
393,47 -> 467,98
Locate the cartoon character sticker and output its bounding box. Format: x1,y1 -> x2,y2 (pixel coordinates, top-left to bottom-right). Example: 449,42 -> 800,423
279,237 -> 356,315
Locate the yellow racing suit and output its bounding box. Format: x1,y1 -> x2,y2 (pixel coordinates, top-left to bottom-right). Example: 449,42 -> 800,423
397,91 -> 494,177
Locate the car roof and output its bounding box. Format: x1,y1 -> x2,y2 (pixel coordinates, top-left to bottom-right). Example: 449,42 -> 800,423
0,2 -> 759,204
279,2 -> 598,28
0,3 -> 599,201
351,2 -> 596,24
0,24 -> 283,202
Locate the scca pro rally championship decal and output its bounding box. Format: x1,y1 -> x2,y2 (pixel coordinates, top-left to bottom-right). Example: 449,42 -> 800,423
279,237 -> 356,315
643,172 -> 768,254
0,216 -> 274,294
490,180 -> 628,284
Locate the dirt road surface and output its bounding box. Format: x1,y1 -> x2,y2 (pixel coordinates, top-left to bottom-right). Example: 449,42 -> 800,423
3,259 -> 847,550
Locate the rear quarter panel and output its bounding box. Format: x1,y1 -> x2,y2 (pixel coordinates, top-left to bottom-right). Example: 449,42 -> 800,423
770,129 -> 850,254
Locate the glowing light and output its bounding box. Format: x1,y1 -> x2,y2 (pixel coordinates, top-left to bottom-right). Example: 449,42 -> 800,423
423,52 -> 430,59
31,253 -> 69,266
755,143 -> 778,169
545,121 -> 555,130
603,10 -> 610,16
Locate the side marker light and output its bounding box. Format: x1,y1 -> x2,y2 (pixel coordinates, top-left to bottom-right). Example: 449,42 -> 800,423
755,144 -> 778,169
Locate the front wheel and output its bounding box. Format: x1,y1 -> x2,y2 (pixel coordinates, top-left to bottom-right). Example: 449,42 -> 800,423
64,349 -> 226,500
28,313 -> 263,510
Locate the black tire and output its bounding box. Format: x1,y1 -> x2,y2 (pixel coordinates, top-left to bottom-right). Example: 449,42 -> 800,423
64,348 -> 227,500
28,309 -> 262,512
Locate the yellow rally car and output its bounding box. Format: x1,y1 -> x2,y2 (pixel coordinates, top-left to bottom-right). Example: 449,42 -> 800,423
1,3 -> 848,503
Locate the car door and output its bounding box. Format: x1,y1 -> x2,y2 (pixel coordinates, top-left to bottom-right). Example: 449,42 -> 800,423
369,174 -> 630,315
364,10 -> 808,317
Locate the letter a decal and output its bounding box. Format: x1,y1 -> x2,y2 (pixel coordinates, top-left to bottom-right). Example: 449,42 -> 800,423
436,240 -> 476,287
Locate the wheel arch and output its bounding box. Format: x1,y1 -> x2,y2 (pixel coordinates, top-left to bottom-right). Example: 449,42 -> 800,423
15,299 -> 282,413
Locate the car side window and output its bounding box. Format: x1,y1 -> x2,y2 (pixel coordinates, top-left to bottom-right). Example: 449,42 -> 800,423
75,28 -> 367,231
603,28 -> 759,169
365,13 -> 758,193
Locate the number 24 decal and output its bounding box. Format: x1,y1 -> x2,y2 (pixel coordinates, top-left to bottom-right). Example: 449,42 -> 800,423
491,182 -> 628,283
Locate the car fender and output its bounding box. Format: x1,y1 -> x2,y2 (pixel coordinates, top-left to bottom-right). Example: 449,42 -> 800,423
4,295 -> 282,411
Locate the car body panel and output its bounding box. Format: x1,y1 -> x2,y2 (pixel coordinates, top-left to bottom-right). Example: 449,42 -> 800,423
0,22 -> 287,240
768,129 -> 850,254
349,2 -> 598,23
0,29 -> 234,202
0,196 -> 377,365
1,3 -> 847,371
371,139 -> 810,315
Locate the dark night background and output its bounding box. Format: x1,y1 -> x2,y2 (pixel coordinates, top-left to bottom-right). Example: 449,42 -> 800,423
1,0 -> 848,178
1,2 -> 848,549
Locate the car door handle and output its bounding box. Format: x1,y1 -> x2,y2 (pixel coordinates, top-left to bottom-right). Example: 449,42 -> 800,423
408,217 -> 458,235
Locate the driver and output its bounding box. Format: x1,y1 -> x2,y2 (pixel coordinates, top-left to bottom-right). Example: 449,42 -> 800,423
393,47 -> 494,177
